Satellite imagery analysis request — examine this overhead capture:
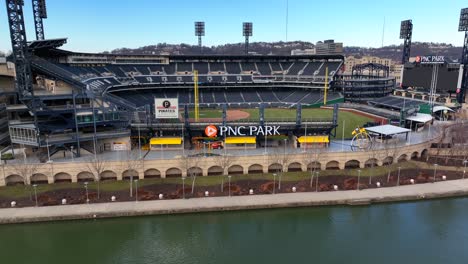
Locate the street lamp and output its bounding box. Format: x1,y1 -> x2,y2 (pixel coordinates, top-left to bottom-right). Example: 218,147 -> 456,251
273,173 -> 277,194
46,135 -> 51,163
70,146 -> 74,162
397,167 -> 401,186
357,169 -> 361,190
84,182 -> 89,204
134,179 -> 139,202
433,164 -> 438,183
278,172 -> 282,190
463,160 -> 467,179
33,184 -> 38,207
315,171 -> 320,192
309,168 -> 314,188
182,177 -> 186,199
283,138 -> 287,154
228,175 -> 232,197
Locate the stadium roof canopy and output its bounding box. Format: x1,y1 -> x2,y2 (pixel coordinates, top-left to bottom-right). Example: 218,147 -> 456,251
432,106 -> 454,113
28,38 -> 67,50
405,113 -> 433,123
365,124 -> 411,136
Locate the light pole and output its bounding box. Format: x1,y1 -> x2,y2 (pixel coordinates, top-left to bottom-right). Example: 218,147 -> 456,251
463,160 -> 467,179
310,168 -> 314,187
160,144 -> 164,159
182,177 -> 186,199
33,184 -> 38,207
84,182 -> 89,204
228,175 -> 232,197
357,169 -> 361,190
433,164 -> 438,183
134,179 -> 139,202
46,135 -> 51,163
397,167 -> 401,186
244,140 -> 247,156
278,171 -> 282,190
70,146 -> 74,162
138,125 -> 142,159
273,173 -> 277,194
283,139 -> 287,154
315,171 -> 319,192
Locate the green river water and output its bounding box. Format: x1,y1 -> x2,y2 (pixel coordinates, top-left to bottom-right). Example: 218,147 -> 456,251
1,198 -> 468,264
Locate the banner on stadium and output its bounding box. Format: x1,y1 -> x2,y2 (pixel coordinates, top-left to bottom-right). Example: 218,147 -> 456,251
155,98 -> 179,119
415,55 -> 445,64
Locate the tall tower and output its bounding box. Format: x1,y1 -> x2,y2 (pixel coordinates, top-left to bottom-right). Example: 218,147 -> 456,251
195,21 -> 205,54
243,22 -> 253,55
32,0 -> 47,40
399,20 -> 413,64
458,8 -> 468,104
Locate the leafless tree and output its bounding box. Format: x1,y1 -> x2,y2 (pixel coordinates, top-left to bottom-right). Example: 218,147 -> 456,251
179,151 -> 201,194
86,156 -> 107,199
269,147 -> 291,190
387,141 -> 401,183
120,149 -> 142,197
10,158 -> 40,200
215,154 -> 235,192
301,146 -> 322,187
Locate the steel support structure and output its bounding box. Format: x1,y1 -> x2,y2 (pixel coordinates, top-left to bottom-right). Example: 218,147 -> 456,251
6,0 -> 34,98
458,8 -> 468,104
243,22 -> 253,55
32,0 -> 47,40
195,21 -> 205,54
400,20 -> 413,64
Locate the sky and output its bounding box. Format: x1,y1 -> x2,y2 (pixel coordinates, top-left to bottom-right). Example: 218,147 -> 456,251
0,0 -> 466,53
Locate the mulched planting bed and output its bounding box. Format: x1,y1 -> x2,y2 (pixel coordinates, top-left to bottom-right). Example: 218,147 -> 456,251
0,168 -> 465,208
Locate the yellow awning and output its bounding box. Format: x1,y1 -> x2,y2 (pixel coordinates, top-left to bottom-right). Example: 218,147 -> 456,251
225,137 -> 256,144
150,137 -> 182,145
298,136 -> 329,143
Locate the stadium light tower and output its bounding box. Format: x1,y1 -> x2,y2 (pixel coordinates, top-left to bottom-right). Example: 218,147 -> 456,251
458,8 -> 468,104
32,0 -> 47,40
243,22 -> 253,55
399,20 -> 413,64
195,21 -> 205,54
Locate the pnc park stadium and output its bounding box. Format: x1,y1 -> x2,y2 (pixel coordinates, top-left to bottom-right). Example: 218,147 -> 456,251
0,0 -> 467,188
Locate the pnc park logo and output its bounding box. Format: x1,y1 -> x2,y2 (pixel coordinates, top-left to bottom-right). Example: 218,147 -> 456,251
205,125 -> 218,137
204,125 -> 281,137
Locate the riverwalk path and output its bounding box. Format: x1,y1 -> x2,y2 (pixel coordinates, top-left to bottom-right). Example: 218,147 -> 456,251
1,178 -> 468,224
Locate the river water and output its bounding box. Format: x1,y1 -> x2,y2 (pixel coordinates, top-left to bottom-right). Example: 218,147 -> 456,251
1,198 -> 467,264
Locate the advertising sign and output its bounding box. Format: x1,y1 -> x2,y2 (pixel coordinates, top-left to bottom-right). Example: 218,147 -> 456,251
155,98 -> 179,119
205,125 -> 281,137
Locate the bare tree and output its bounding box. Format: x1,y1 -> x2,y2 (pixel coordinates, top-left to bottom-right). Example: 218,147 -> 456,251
86,156 -> 107,199
10,158 -> 40,200
301,146 -> 322,187
214,154 -> 235,192
269,147 -> 291,190
179,151 -> 201,194
387,141 -> 401,183
120,149 -> 142,197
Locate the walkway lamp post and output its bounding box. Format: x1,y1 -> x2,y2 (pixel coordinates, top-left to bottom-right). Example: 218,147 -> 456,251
33,184 -> 38,207
463,160 -> 467,179
182,177 -> 186,199
134,179 -> 139,202
273,173 -> 277,194
315,171 -> 320,192
283,139 -> 287,154
46,135 -> 51,163
433,164 -> 438,183
70,146 -> 74,162
278,172 -> 283,190
357,170 -> 362,190
310,168 -> 314,188
397,167 -> 401,186
84,182 -> 89,204
138,125 -> 142,159
228,175 -> 232,197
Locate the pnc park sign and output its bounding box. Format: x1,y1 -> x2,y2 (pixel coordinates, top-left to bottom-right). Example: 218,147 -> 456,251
205,125 -> 281,137
415,55 -> 445,64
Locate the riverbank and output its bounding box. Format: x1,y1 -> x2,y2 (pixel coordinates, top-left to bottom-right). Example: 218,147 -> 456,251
1,178 -> 468,224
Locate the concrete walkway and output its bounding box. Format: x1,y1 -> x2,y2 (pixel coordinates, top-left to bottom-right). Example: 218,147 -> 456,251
1,178 -> 468,224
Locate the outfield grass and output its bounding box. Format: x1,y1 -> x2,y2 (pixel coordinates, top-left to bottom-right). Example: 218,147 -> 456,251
189,108 -> 374,139
0,161 -> 445,200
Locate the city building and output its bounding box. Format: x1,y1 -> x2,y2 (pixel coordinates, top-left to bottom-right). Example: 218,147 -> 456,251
315,40 -> 343,55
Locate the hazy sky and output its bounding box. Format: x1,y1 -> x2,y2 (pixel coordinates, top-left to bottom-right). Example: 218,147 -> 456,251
0,0 -> 466,53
